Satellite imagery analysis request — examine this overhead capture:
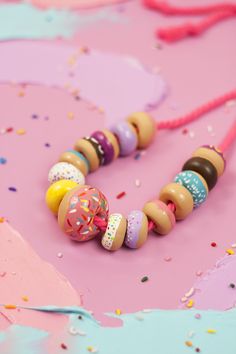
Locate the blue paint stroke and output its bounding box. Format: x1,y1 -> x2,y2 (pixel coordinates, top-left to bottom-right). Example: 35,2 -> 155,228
0,306 -> 236,353
0,3 -> 125,41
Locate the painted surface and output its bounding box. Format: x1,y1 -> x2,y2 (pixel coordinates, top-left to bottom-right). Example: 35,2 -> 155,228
0,42 -> 166,120
0,0 -> 236,333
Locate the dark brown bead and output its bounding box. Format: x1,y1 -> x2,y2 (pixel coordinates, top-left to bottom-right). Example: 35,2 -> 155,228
182,157 -> 218,190
84,137 -> 104,165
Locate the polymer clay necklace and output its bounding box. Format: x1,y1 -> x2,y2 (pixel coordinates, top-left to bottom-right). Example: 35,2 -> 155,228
46,90 -> 236,251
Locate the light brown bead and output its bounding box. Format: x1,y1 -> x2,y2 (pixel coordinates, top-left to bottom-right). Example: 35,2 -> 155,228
159,183 -> 194,220
192,146 -> 225,177
59,151 -> 89,176
101,213 -> 127,251
74,138 -> 99,172
127,112 -> 156,149
143,200 -> 175,235
102,129 -> 120,159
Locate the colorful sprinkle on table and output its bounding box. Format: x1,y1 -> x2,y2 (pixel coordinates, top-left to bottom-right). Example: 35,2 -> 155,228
185,341 -> 193,347
45,143 -> 51,147
115,309 -> 121,315
211,242 -> 217,247
61,343 -> 68,350
8,187 -> 17,192
229,283 -> 235,289
116,191 -> 126,199
186,299 -> 194,308
207,329 -> 216,334
16,129 -> 26,135
22,296 -> 29,302
0,157 -> 7,164
141,276 -> 149,283
4,304 -> 16,309
226,248 -> 235,255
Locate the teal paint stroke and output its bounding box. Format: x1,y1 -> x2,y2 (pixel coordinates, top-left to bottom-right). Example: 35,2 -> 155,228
0,3 -> 126,40
0,306 -> 236,354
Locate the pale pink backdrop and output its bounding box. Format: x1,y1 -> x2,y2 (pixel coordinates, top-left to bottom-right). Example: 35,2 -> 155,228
1,0 -> 236,320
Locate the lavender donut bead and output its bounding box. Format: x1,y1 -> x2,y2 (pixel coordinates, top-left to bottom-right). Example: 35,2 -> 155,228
111,121 -> 138,156
91,131 -> 114,165
125,210 -> 148,249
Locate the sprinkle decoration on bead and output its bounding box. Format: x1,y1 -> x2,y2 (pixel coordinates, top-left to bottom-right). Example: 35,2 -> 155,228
45,96 -> 236,251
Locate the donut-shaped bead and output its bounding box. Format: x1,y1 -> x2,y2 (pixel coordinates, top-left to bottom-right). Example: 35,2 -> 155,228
127,112 -> 156,149
84,137 -> 105,165
125,210 -> 148,249
46,180 -> 78,215
111,121 -> 138,156
101,213 -> 127,251
59,150 -> 89,176
143,200 -> 175,235
58,185 -> 109,242
174,171 -> 208,208
102,130 -> 119,159
182,157 -> 218,190
192,145 -> 225,177
74,139 -> 100,172
48,162 -> 85,185
91,131 -> 114,165
159,183 -> 194,220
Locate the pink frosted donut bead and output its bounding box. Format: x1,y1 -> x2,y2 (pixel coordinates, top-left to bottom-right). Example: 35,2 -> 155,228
58,185 -> 109,242
143,200 -> 176,235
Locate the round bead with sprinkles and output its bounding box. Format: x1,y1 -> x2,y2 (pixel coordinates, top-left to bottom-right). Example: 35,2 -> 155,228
125,210 -> 148,249
101,213 -> 127,251
174,170 -> 208,208
58,185 -> 109,242
48,162 -> 85,185
111,121 -> 138,156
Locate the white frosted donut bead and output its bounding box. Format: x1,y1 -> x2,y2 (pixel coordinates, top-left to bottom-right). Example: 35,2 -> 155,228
48,162 -> 85,185
101,213 -> 126,251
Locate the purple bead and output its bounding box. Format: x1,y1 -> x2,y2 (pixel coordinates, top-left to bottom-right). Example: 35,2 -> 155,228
125,210 -> 144,249
91,131 -> 114,165
111,121 -> 137,156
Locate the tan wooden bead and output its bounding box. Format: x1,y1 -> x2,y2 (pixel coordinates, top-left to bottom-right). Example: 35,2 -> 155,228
102,129 -> 120,159
74,138 -> 99,172
143,200 -> 176,235
59,151 -> 89,176
101,213 -> 127,251
127,112 -> 156,149
159,183 -> 194,220
192,146 -> 225,177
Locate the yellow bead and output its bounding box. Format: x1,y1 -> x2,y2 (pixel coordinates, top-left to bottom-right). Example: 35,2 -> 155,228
45,180 -> 78,215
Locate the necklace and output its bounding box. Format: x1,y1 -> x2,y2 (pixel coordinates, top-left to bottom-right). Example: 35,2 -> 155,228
45,90 -> 236,251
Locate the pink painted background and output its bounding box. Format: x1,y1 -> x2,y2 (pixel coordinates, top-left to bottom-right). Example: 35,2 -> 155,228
1,0 -> 236,323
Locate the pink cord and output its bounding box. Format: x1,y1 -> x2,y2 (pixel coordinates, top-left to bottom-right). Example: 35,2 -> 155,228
218,120 -> 236,152
157,90 -> 236,130
143,0 -> 236,42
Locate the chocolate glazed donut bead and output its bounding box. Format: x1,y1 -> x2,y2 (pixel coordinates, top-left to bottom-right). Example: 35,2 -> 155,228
192,145 -> 225,177
182,157 -> 218,190
84,137 -> 105,165
91,131 -> 114,165
159,183 -> 194,220
111,121 -> 138,156
74,138 -> 100,172
127,112 -> 156,149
